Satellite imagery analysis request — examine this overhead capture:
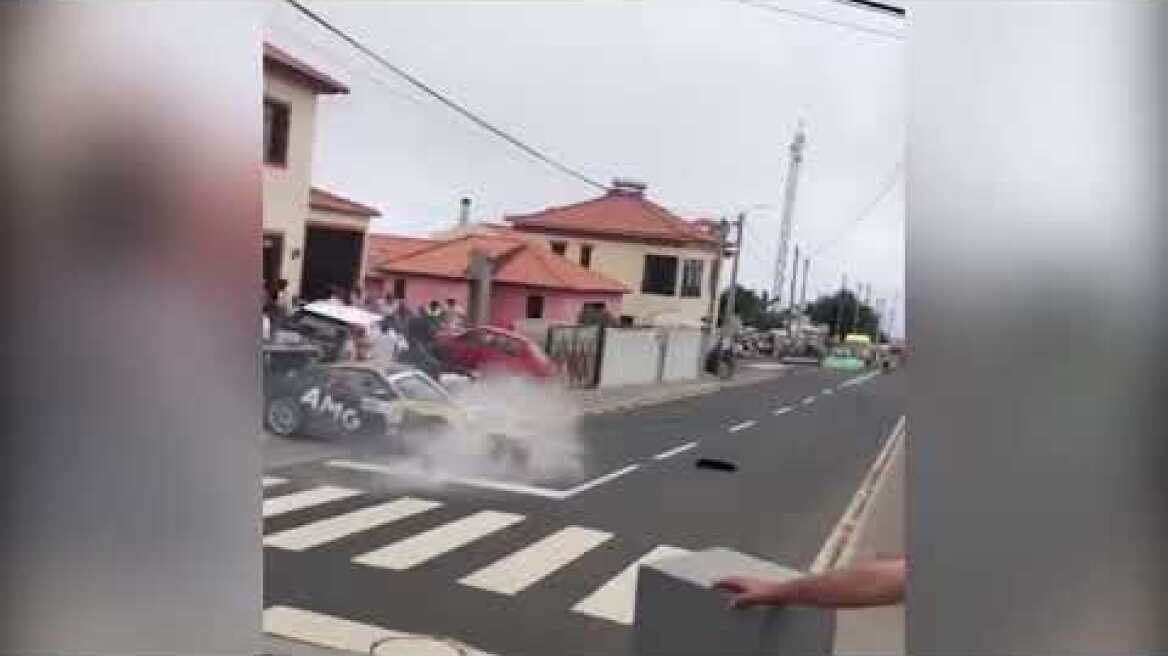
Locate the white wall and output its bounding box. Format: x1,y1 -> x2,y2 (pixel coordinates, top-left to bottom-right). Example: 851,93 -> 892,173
599,328 -> 663,387
661,328 -> 702,382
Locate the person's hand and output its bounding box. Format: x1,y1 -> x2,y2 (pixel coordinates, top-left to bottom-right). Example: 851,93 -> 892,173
711,576 -> 796,609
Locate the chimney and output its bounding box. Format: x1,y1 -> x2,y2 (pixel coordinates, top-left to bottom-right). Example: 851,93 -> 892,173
458,197 -> 472,226
610,177 -> 647,196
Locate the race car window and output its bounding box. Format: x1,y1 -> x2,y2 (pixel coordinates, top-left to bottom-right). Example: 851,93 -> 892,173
391,373 -> 448,403
339,369 -> 393,399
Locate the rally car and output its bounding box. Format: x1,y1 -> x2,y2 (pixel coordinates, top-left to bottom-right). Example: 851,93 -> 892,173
264,361 -> 462,442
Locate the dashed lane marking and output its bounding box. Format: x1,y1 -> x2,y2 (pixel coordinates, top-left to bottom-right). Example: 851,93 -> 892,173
728,420 -> 757,433
652,441 -> 698,460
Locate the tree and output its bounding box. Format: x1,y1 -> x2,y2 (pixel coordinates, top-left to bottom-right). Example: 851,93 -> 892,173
718,285 -> 784,330
807,290 -> 881,339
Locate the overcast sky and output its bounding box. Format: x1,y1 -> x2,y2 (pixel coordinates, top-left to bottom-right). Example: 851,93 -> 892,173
266,0 -> 905,336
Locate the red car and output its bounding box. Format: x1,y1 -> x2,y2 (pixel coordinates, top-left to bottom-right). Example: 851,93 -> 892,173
435,326 -> 558,379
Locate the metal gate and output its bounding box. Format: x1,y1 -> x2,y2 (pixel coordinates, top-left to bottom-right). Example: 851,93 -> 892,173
547,324 -> 603,388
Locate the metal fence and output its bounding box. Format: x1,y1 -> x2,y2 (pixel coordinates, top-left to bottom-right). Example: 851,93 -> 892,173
546,324 -> 604,388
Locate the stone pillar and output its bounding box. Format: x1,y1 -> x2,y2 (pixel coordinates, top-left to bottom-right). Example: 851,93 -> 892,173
467,249 -> 493,327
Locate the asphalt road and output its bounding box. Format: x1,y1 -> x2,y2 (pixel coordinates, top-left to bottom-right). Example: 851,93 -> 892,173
262,365 -> 904,656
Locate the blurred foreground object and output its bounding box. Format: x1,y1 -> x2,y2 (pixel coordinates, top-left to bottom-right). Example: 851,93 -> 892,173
1,3 -> 262,654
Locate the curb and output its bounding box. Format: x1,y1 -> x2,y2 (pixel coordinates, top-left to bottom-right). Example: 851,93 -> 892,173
575,370 -> 788,416
810,415 -> 906,574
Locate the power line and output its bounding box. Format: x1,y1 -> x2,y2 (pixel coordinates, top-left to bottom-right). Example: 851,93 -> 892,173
807,161 -> 902,258
831,0 -> 906,18
735,0 -> 905,41
282,0 -> 608,191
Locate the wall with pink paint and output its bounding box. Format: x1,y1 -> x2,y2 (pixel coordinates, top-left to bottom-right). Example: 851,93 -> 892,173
367,274 -> 467,311
366,274 -> 622,328
490,285 -> 622,329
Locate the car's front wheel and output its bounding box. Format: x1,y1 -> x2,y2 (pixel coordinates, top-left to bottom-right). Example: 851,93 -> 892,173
266,397 -> 303,437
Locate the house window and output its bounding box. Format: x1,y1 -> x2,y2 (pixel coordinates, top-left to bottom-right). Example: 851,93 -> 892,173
580,244 -> 593,268
526,295 -> 545,319
550,240 -> 567,256
680,259 -> 704,298
641,254 -> 679,296
263,98 -> 290,166
392,278 -> 407,299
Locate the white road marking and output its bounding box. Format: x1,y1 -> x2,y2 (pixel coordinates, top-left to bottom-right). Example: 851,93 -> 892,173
327,459 -> 569,499
327,459 -> 642,501
460,526 -> 613,595
839,371 -> 879,388
264,606 -> 410,653
565,465 -> 640,496
822,388 -> 834,395
773,406 -> 794,416
652,441 -> 698,460
353,510 -> 523,571
801,396 -> 817,405
263,497 -> 442,551
262,486 -> 360,519
263,606 -> 494,655
572,545 -> 691,625
728,420 -> 757,433
262,476 -> 287,488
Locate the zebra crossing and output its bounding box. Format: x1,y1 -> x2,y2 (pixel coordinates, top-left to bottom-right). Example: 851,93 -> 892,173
262,480 -> 688,628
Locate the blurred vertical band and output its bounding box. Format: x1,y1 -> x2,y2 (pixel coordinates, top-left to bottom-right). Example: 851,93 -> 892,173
1,2 -> 262,654
909,2 -> 1167,654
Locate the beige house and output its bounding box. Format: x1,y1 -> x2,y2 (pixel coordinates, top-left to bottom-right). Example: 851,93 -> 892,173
262,43 -> 379,301
507,179 -> 722,325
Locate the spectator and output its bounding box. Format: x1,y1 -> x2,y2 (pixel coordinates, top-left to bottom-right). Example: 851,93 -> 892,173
271,278 -> 291,320
713,555 -> 905,609
425,300 -> 444,329
444,298 -> 466,330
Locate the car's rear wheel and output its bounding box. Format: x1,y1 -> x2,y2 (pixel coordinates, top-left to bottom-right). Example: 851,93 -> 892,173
266,397 -> 303,437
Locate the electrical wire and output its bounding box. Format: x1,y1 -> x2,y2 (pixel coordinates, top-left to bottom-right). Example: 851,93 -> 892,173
735,0 -> 905,41
282,0 -> 609,192
806,161 -> 902,259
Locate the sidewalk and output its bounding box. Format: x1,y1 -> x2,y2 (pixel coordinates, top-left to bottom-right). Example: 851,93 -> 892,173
572,362 -> 793,415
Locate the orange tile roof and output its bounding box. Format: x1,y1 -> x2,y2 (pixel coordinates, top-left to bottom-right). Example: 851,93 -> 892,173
309,187 -> 380,217
374,233 -> 627,294
263,43 -> 349,95
366,234 -> 440,271
506,187 -> 717,248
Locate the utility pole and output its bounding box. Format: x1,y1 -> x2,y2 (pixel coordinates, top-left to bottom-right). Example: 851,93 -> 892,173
787,244 -> 800,316
722,213 -> 745,337
853,280 -> 863,332
800,257 -> 810,309
771,121 -> 807,304
707,217 -> 730,329
835,272 -> 847,340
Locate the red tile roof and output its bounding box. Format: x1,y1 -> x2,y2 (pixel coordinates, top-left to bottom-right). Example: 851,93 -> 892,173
506,186 -> 718,248
366,234 -> 441,271
263,43 -> 349,95
373,233 -> 627,294
309,187 -> 381,217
